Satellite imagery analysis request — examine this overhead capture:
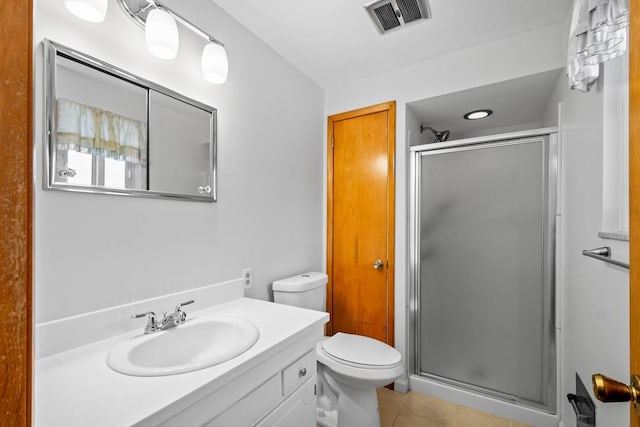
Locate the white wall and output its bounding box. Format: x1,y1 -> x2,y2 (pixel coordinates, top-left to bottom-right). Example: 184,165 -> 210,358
552,66 -> 630,426
451,121 -> 544,140
34,0 -> 324,322
539,18 -> 630,427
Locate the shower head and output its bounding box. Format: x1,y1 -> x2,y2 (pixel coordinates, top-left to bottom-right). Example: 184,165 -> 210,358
420,125 -> 450,142
438,130 -> 450,141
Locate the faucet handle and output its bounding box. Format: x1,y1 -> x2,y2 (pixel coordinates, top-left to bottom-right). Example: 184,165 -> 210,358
174,300 -> 194,324
132,311 -> 156,319
131,311 -> 158,334
174,299 -> 195,313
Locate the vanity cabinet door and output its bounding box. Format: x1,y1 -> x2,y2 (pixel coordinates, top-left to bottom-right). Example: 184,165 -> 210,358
255,379 -> 316,427
205,374 -> 281,427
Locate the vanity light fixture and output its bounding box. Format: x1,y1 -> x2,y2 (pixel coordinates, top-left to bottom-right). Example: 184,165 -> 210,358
116,0 -> 229,84
201,42 -> 229,84
463,109 -> 493,120
145,8 -> 179,60
64,0 -> 108,23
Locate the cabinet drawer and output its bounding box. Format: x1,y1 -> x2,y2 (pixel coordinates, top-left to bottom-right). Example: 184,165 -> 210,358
282,350 -> 315,397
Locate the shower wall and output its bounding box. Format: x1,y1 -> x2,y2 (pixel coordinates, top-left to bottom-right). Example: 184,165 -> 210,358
411,133 -> 556,412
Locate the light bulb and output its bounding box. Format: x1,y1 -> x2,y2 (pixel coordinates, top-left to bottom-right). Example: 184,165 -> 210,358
201,42 -> 229,84
64,0 -> 108,23
145,8 -> 179,60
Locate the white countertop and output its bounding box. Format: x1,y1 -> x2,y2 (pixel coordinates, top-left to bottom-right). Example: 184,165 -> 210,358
35,298 -> 329,426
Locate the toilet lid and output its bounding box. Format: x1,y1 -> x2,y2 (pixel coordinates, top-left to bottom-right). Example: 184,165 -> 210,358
322,333 -> 401,367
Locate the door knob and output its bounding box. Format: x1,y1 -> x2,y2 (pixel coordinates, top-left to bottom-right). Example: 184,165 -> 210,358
198,185 -> 212,194
372,260 -> 384,270
592,373 -> 640,413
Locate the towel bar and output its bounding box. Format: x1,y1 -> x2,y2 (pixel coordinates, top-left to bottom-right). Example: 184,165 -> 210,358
581,246 -> 629,269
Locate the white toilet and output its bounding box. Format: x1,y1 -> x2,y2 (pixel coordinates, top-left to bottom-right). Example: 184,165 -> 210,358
273,272 -> 404,427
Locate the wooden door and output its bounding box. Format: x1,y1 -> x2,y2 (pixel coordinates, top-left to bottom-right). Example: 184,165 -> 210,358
631,0 -> 640,425
0,0 -> 33,424
327,101 -> 395,346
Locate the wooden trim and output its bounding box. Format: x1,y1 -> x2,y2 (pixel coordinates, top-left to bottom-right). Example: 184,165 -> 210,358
0,0 -> 33,425
630,0 -> 640,424
326,101 -> 396,344
386,101 -> 396,346
328,102 -> 397,124
326,115 -> 335,336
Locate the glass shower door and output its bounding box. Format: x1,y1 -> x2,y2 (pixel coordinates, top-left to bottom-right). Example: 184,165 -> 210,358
414,136 -> 556,412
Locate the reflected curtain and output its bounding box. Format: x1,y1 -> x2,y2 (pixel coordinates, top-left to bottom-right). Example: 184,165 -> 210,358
56,98 -> 147,164
567,0 -> 629,91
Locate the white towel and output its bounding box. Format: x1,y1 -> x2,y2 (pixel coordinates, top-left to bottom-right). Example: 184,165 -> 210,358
567,0 -> 629,91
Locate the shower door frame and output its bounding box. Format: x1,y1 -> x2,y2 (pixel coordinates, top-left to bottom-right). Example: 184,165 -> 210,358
408,128 -> 559,413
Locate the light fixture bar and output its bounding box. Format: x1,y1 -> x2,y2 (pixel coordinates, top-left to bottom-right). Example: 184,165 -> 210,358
158,1 -> 224,46
133,2 -> 153,17
117,0 -> 224,46
117,0 -> 149,27
117,0 -> 228,83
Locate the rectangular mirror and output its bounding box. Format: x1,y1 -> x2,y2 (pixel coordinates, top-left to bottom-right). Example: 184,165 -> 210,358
44,39 -> 217,202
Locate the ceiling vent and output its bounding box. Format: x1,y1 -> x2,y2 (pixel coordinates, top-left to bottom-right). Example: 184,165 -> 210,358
364,0 -> 431,34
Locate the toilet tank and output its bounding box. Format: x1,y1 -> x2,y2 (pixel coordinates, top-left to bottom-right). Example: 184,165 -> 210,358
272,272 -> 328,312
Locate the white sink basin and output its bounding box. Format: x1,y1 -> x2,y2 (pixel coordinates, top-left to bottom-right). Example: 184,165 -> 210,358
107,317 -> 260,376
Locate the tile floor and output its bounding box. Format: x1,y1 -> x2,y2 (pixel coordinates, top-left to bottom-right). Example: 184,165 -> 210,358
377,388 -> 532,427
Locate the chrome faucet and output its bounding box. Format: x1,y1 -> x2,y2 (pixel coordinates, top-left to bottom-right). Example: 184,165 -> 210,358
160,300 -> 195,330
131,300 -> 195,334
131,311 -> 159,334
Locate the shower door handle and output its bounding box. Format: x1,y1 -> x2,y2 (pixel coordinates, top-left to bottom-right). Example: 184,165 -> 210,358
372,259 -> 384,270
592,373 -> 640,414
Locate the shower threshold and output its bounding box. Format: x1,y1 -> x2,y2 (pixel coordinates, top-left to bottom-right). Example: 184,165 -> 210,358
410,374 -> 558,427
418,372 -> 551,412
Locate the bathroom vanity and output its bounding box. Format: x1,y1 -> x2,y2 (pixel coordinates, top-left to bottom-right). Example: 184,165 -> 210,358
35,298 -> 328,426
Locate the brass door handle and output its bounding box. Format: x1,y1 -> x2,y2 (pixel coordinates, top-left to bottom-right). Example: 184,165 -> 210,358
592,373 -> 640,413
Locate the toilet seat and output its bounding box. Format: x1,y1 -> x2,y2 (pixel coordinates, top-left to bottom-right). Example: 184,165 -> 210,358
321,333 -> 401,369
316,333 -> 404,385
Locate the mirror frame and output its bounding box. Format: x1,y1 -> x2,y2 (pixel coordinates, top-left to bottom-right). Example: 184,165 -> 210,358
43,39 -> 217,202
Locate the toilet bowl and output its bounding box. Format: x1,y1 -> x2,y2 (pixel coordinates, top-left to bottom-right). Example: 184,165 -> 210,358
273,272 -> 405,427
316,333 -> 404,427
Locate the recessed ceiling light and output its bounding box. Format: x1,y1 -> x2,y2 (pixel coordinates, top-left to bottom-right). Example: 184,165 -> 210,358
464,109 -> 493,120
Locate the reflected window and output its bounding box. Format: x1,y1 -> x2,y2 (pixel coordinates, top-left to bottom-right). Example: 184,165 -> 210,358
54,55 -> 149,191
65,151 -> 92,186
104,158 -> 126,189
58,148 -> 145,190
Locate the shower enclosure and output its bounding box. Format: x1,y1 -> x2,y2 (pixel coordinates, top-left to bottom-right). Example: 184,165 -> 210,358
409,130 -> 557,413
